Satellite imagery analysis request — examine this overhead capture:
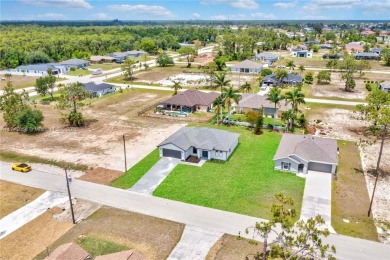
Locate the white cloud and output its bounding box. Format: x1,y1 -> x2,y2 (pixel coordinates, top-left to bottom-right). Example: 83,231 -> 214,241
360,1 -> 390,14
192,13 -> 201,18
107,5 -> 173,17
273,2 -> 296,8
21,0 -> 92,9
201,0 -> 259,10
303,0 -> 361,10
211,15 -> 228,20
250,12 -> 277,19
301,15 -> 329,19
92,13 -> 112,20
35,13 -> 66,19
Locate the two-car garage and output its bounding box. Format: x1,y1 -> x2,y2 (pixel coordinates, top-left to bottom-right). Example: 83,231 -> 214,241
162,148 -> 182,159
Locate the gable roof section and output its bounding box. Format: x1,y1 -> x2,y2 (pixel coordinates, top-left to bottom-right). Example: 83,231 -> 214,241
83,82 -> 115,92
16,63 -> 58,71
273,134 -> 338,165
44,242 -> 89,260
160,90 -> 219,107
158,127 -> 240,152
60,58 -> 89,66
237,93 -> 292,111
232,59 -> 263,69
380,81 -> 390,90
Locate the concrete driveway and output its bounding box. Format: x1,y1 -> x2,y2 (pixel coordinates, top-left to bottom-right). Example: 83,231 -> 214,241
300,171 -> 335,232
129,157 -> 180,195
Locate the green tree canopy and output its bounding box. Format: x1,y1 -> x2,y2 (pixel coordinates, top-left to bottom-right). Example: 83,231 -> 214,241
24,51 -> 51,64
156,53 -> 174,67
35,75 -> 56,100
17,107 -> 44,133
178,46 -> 196,68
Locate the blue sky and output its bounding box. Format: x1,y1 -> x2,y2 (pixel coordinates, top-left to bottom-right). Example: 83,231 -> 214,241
1,0 -> 390,20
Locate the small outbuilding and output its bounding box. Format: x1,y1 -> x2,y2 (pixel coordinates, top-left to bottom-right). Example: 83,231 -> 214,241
230,60 -> 263,73
273,134 -> 338,175
158,127 -> 240,161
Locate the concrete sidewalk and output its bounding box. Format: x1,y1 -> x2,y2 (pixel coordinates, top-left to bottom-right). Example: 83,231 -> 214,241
300,171 -> 335,233
129,157 -> 180,195
168,225 -> 222,260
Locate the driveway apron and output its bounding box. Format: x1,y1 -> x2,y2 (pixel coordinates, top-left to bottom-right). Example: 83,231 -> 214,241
129,157 -> 180,195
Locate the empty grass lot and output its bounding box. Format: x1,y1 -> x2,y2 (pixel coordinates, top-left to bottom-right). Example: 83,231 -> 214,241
153,124 -> 305,219
67,69 -> 91,76
332,141 -> 378,241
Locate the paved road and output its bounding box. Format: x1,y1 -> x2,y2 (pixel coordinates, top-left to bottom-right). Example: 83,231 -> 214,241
305,98 -> 365,106
300,171 -> 335,233
1,169 -> 389,260
129,157 -> 180,195
0,191 -> 68,239
168,225 -> 222,260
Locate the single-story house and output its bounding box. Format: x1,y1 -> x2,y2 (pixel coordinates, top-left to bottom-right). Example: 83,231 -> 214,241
253,53 -> 279,64
108,52 -> 128,62
304,40 -> 320,45
354,52 -> 381,60
262,73 -> 302,87
371,48 -> 384,55
345,43 -> 365,53
360,30 -> 375,37
83,82 -> 116,97
157,90 -> 220,114
379,82 -> 390,93
235,93 -> 292,117
12,63 -> 60,76
59,58 -> 90,68
158,127 -> 240,161
90,55 -> 116,64
273,134 -> 338,175
124,50 -> 146,57
231,60 -> 263,74
320,44 -> 332,49
322,53 -> 342,60
44,242 -> 89,260
291,50 -> 313,58
95,249 -> 146,260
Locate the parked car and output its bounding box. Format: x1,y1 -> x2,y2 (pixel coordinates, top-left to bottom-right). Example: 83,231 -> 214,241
12,163 -> 32,172
92,69 -> 103,75
276,65 -> 285,68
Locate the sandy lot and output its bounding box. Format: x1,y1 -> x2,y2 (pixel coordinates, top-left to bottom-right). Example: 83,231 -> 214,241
308,108 -> 390,242
0,74 -> 38,90
0,90 -> 183,171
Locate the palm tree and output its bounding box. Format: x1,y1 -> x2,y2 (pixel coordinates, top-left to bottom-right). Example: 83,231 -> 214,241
275,69 -> 288,87
222,86 -> 241,120
286,60 -> 296,72
267,87 -> 283,130
298,65 -> 305,76
281,109 -> 296,132
213,96 -> 224,124
284,86 -> 306,113
213,72 -> 231,95
171,80 -> 182,95
239,82 -> 252,93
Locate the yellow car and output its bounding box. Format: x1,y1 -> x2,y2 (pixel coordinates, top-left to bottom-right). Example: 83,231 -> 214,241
12,163 -> 32,172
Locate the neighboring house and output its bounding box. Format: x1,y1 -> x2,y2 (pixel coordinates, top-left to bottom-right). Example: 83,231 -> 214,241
90,55 -> 116,64
235,93 -> 292,117
371,47 -> 384,55
253,53 -> 279,64
158,127 -> 240,161
230,59 -> 263,73
273,134 -> 338,175
380,30 -> 390,36
124,50 -> 146,58
304,40 -> 319,45
379,81 -> 390,93
360,30 -> 375,37
60,58 -> 90,68
322,53 -> 342,60
108,52 -> 128,62
354,52 -> 381,60
83,82 -> 116,97
262,73 -> 302,87
157,90 -> 219,114
179,42 -> 196,47
320,44 -> 332,49
12,63 -> 60,76
95,249 -> 146,260
291,50 -> 313,58
44,242 -> 89,260
288,44 -> 307,51
345,42 -> 365,53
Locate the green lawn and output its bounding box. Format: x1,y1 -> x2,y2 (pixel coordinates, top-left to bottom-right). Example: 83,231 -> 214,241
88,63 -> 121,71
110,149 -> 160,189
153,124 -> 305,219
77,235 -> 129,257
67,69 -> 92,76
229,113 -> 284,126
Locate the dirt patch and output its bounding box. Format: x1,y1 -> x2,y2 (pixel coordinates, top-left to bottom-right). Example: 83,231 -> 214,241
307,108 -> 390,243
78,167 -> 123,184
36,206 -> 184,260
0,74 -> 38,90
0,181 -> 44,218
0,90 -> 182,171
207,234 -> 262,260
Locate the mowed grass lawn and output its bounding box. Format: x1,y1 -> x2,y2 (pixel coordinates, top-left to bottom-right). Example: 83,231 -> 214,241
153,125 -> 305,219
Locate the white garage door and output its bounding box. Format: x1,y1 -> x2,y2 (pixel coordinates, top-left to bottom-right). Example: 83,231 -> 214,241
308,162 -> 332,173
162,149 -> 182,159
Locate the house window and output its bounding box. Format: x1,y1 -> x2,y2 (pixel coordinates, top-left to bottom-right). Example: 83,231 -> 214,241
282,162 -> 291,170
219,151 -> 222,157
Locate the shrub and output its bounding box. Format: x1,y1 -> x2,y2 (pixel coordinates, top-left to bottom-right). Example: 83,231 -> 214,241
366,83 -> 372,91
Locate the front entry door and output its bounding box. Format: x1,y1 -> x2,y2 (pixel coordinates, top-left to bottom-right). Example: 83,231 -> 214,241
202,150 -> 208,159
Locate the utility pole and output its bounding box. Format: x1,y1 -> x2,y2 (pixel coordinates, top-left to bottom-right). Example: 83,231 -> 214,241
64,168 -> 76,224
123,134 -> 127,173
368,125 -> 387,217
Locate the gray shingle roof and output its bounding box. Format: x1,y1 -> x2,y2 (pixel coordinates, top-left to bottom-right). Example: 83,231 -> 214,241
158,127 -> 240,152
160,90 -> 220,107
59,58 -> 89,66
232,60 -> 263,69
273,134 -> 338,164
254,53 -> 279,60
237,93 -> 292,111
16,63 -> 58,71
262,73 -> 302,84
83,82 -> 115,92
380,81 -> 390,89
354,52 -> 380,57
